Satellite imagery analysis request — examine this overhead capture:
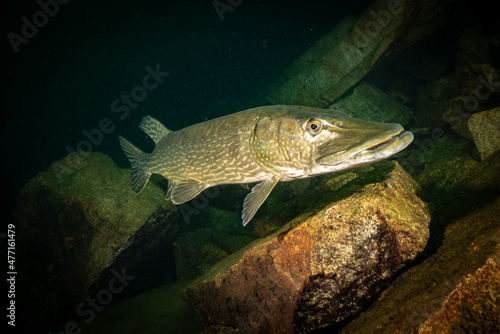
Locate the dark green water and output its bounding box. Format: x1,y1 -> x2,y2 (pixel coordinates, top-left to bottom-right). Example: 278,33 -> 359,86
2,0 -> 369,216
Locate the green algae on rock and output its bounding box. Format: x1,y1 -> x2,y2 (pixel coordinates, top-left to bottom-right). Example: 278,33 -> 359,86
182,161 -> 430,333
14,152 -> 180,330
339,150 -> 500,334
329,81 -> 413,125
340,197 -> 500,334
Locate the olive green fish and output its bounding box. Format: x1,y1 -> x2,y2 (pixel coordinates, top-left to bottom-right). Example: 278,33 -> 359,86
119,105 -> 413,226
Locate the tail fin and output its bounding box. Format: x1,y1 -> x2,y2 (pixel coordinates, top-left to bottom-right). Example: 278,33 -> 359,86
119,136 -> 151,194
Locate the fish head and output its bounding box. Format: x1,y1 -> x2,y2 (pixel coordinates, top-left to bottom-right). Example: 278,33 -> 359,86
250,109 -> 413,179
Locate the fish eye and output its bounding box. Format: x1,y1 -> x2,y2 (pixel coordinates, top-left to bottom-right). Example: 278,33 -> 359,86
306,119 -> 323,135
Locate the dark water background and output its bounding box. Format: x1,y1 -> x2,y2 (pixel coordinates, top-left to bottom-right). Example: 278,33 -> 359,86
2,0 -> 372,219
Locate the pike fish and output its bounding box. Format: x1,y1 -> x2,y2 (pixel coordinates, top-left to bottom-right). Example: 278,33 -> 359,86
119,105 -> 414,226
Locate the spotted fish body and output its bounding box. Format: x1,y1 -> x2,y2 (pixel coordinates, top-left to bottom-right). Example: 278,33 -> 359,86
119,105 -> 414,225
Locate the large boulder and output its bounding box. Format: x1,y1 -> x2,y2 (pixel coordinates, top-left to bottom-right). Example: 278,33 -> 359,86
340,151 -> 500,333
14,152 -> 180,332
183,161 -> 430,333
266,0 -> 453,107
329,81 -> 413,125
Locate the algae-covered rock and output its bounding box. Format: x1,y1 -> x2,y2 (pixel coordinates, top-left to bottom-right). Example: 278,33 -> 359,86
329,81 -> 413,125
254,166 -> 373,237
341,197 -> 500,334
339,150 -> 500,334
14,152 -> 180,331
266,0 -> 453,107
173,228 -> 257,281
174,229 -> 229,281
414,150 -> 500,223
182,162 -> 430,333
468,106 -> 500,160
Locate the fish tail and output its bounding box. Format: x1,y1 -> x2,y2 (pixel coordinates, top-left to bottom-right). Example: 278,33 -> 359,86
119,135 -> 151,193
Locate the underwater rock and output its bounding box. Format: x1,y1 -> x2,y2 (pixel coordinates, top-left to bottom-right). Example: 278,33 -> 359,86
266,0 -> 453,107
416,64 -> 500,132
444,65 -> 500,139
13,152 -> 180,330
173,228 -> 257,281
468,106 -> 500,160
329,81 -> 413,125
254,167 -> 373,237
340,198 -> 500,333
339,150 -> 500,333
182,162 -> 430,333
173,229 -> 229,281
415,75 -> 461,128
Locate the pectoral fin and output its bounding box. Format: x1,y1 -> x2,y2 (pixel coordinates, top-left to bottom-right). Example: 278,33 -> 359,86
242,176 -> 279,226
170,179 -> 206,204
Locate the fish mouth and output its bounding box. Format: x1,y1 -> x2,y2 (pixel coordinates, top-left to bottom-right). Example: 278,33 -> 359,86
365,137 -> 395,151
317,130 -> 414,167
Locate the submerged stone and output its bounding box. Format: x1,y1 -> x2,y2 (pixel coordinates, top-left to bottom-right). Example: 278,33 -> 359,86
329,81 -> 413,125
14,152 -> 180,331
443,65 -> 500,139
173,228 -> 257,281
182,162 -> 430,333
468,106 -> 500,160
340,150 -> 500,334
341,198 -> 500,334
266,0 -> 453,107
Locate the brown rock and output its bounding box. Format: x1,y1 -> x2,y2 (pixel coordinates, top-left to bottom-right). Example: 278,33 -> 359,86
468,106 -> 500,160
183,162 -> 430,333
418,258 -> 500,333
340,151 -> 500,334
254,167 -> 372,237
340,197 -> 500,334
14,152 -> 180,331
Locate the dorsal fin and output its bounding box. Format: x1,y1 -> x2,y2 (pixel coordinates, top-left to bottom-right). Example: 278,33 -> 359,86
139,116 -> 171,144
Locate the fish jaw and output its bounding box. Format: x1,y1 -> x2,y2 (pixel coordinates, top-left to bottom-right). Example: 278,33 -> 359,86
308,110 -> 412,171
315,130 -> 413,171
